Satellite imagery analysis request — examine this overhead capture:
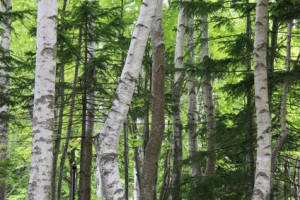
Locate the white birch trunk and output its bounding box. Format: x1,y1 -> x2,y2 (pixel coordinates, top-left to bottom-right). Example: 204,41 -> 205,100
252,0 -> 272,199
134,118 -> 143,200
171,5 -> 185,199
95,0 -> 159,199
186,14 -> 201,178
0,0 -> 11,199
27,0 -> 57,199
200,13 -> 216,177
96,156 -> 104,199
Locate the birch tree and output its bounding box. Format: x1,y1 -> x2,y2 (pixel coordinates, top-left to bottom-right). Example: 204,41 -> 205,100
201,13 -> 216,177
0,0 -> 11,199
171,4 -> 185,199
186,14 -> 201,178
252,0 -> 272,199
27,0 -> 57,199
95,0 -> 159,199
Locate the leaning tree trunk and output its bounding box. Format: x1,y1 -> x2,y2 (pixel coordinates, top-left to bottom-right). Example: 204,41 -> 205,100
95,0 -> 159,199
140,0 -> 165,199
252,0 -> 272,199
171,5 -> 185,200
186,14 -> 201,179
201,13 -> 216,177
0,0 -> 11,199
27,0 -> 58,199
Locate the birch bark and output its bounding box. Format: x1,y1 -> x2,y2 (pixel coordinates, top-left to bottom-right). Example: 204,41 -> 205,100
27,0 -> 57,199
95,0 -> 159,199
186,14 -> 201,178
171,6 -> 185,199
252,0 -> 272,199
0,0 -> 11,199
140,0 -> 165,198
201,13 -> 216,177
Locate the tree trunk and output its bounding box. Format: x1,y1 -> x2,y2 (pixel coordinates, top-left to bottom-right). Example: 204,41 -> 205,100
27,0 -> 57,199
123,121 -> 129,200
78,9 -> 96,198
140,0 -> 165,199
0,0 -> 11,199
95,0 -> 159,199
159,149 -> 171,200
57,29 -> 82,200
186,14 -> 201,179
171,5 -> 185,200
270,22 -> 292,200
51,2 -> 68,199
69,148 -> 76,200
245,0 -> 254,195
252,0 -> 272,199
201,13 -> 216,177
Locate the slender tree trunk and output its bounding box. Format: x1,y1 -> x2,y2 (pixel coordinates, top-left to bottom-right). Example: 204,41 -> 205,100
270,22 -> 292,200
95,0 -> 159,199
252,0 -> 272,199
186,14 -> 201,179
51,2 -> 68,199
132,119 -> 142,200
28,0 -> 58,199
246,0 -> 254,195
57,29 -> 82,200
267,18 -> 278,107
201,13 -> 216,177
69,148 -> 76,200
78,9 -> 96,198
52,57 -> 65,200
0,0 -> 11,199
134,149 -> 141,200
159,149 -> 171,200
140,1 -> 165,199
296,157 -> 300,200
122,121 -> 129,200
171,6 -> 185,200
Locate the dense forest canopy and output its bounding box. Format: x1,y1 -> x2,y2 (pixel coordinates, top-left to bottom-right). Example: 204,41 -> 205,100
0,0 -> 300,199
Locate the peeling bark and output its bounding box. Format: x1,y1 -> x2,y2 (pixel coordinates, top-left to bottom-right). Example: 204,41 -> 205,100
186,14 -> 201,179
252,0 -> 272,199
201,13 -> 216,177
95,0 -> 159,199
28,0 -> 57,199
170,5 -> 185,200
